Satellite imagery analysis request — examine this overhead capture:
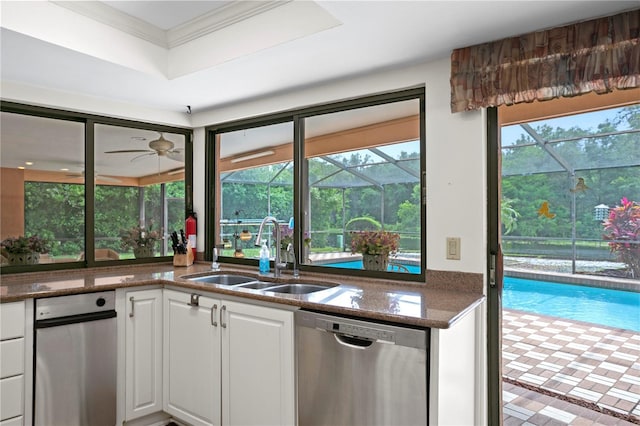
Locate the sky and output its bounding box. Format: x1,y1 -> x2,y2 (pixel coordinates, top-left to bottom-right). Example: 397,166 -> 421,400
501,107 -> 624,147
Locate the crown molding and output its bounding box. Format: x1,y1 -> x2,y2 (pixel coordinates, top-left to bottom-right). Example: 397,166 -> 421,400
167,1 -> 290,48
52,1 -> 291,50
53,1 -> 167,47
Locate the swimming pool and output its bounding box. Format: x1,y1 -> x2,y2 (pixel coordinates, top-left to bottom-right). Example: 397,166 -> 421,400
503,277 -> 640,332
322,260 -> 421,274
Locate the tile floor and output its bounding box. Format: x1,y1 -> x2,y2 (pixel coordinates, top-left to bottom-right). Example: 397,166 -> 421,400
503,308 -> 640,424
503,381 -> 638,425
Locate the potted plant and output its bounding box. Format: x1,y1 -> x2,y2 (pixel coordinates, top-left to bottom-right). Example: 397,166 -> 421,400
1,234 -> 51,265
602,197 -> 640,278
274,224 -> 311,263
350,230 -> 400,271
121,223 -> 161,258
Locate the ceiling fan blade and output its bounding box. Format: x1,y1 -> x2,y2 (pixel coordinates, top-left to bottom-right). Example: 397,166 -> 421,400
167,167 -> 185,175
104,149 -> 152,154
167,151 -> 185,162
131,152 -> 156,162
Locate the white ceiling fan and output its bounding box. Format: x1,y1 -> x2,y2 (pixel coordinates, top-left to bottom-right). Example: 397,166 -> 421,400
104,133 -> 184,162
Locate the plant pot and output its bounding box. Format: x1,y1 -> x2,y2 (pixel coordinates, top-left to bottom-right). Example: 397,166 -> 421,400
362,253 -> 388,271
280,249 -> 295,264
7,252 -> 40,265
133,246 -> 154,259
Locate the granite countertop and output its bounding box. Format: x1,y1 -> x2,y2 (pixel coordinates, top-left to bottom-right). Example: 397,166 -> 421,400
0,262 -> 485,329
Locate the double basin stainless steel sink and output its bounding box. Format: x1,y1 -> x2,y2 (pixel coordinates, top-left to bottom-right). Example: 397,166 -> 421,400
184,273 -> 338,295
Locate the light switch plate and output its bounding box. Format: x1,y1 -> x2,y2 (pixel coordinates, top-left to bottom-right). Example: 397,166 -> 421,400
446,237 -> 461,260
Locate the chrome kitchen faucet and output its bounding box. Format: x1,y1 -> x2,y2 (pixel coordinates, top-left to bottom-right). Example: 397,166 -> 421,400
255,216 -> 287,278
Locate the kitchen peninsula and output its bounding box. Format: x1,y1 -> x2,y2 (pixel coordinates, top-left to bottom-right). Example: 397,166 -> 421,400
1,262 -> 483,425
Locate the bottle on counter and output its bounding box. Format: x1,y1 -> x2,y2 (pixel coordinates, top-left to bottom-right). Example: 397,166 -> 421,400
259,240 -> 270,275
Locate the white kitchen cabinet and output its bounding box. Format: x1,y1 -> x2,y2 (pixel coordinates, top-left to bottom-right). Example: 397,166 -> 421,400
163,289 -> 295,426
163,289 -> 220,426
0,300 -> 33,426
124,288 -> 163,421
0,302 -> 25,340
0,415 -> 23,426
221,300 -> 295,426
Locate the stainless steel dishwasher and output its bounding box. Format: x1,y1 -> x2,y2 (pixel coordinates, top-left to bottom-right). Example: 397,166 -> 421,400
296,310 -> 429,426
34,291 -> 117,426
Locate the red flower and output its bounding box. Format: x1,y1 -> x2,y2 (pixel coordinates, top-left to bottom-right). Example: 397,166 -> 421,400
602,198 -> 640,277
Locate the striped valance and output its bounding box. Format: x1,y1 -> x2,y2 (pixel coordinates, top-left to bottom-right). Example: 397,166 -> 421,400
450,9 -> 640,113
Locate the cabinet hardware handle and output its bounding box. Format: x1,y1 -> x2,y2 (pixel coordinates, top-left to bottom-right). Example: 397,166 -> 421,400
211,304 -> 218,327
187,294 -> 200,307
221,305 -> 227,328
129,296 -> 134,318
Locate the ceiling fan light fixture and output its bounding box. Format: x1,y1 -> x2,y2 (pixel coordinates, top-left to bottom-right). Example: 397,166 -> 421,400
149,134 -> 175,154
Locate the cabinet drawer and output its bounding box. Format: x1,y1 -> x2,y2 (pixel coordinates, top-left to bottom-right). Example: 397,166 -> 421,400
0,376 -> 23,421
0,303 -> 25,340
0,415 -> 22,426
0,339 -> 24,379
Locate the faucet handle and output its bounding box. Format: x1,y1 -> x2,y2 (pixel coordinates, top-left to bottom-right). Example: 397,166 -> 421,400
286,243 -> 299,278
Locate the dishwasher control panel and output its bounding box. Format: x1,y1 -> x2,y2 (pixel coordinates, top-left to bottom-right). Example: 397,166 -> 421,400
36,290 -> 116,320
296,310 -> 428,350
316,318 -> 395,343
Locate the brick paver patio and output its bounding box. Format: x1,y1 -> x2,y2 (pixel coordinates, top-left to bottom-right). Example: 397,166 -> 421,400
503,308 -> 640,424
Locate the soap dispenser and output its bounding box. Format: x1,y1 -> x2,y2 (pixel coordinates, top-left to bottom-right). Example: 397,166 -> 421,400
259,240 -> 270,275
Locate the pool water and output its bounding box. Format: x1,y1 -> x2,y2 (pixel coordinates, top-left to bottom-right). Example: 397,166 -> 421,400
323,260 -> 420,274
503,277 -> 640,332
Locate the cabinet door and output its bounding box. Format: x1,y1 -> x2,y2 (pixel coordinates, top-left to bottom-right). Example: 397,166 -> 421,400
163,290 -> 221,426
0,376 -> 23,422
0,339 -> 24,379
0,300 -> 27,425
125,289 -> 163,420
0,301 -> 25,340
221,301 -> 295,426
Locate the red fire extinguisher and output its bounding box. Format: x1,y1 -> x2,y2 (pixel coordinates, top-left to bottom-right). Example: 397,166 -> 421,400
186,212 -> 197,259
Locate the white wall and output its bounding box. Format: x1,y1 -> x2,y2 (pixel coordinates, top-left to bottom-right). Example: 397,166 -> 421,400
424,60 -> 487,273
1,81 -> 191,127
2,1 -> 166,78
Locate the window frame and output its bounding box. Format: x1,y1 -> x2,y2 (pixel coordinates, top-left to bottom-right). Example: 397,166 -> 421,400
205,87 -> 426,281
0,101 -> 193,273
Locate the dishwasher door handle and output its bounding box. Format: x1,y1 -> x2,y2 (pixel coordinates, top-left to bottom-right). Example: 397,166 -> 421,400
35,310 -> 117,329
333,333 -> 374,349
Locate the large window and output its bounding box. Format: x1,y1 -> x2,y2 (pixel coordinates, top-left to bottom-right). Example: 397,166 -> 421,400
208,89 -> 425,280
94,124 -> 186,261
303,100 -> 422,274
215,121 -> 294,259
1,112 -> 85,265
0,104 -> 191,272
501,104 -> 640,278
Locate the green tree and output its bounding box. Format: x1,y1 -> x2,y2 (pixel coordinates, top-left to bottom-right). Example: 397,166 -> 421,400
501,104 -> 639,262
24,182 -> 85,256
